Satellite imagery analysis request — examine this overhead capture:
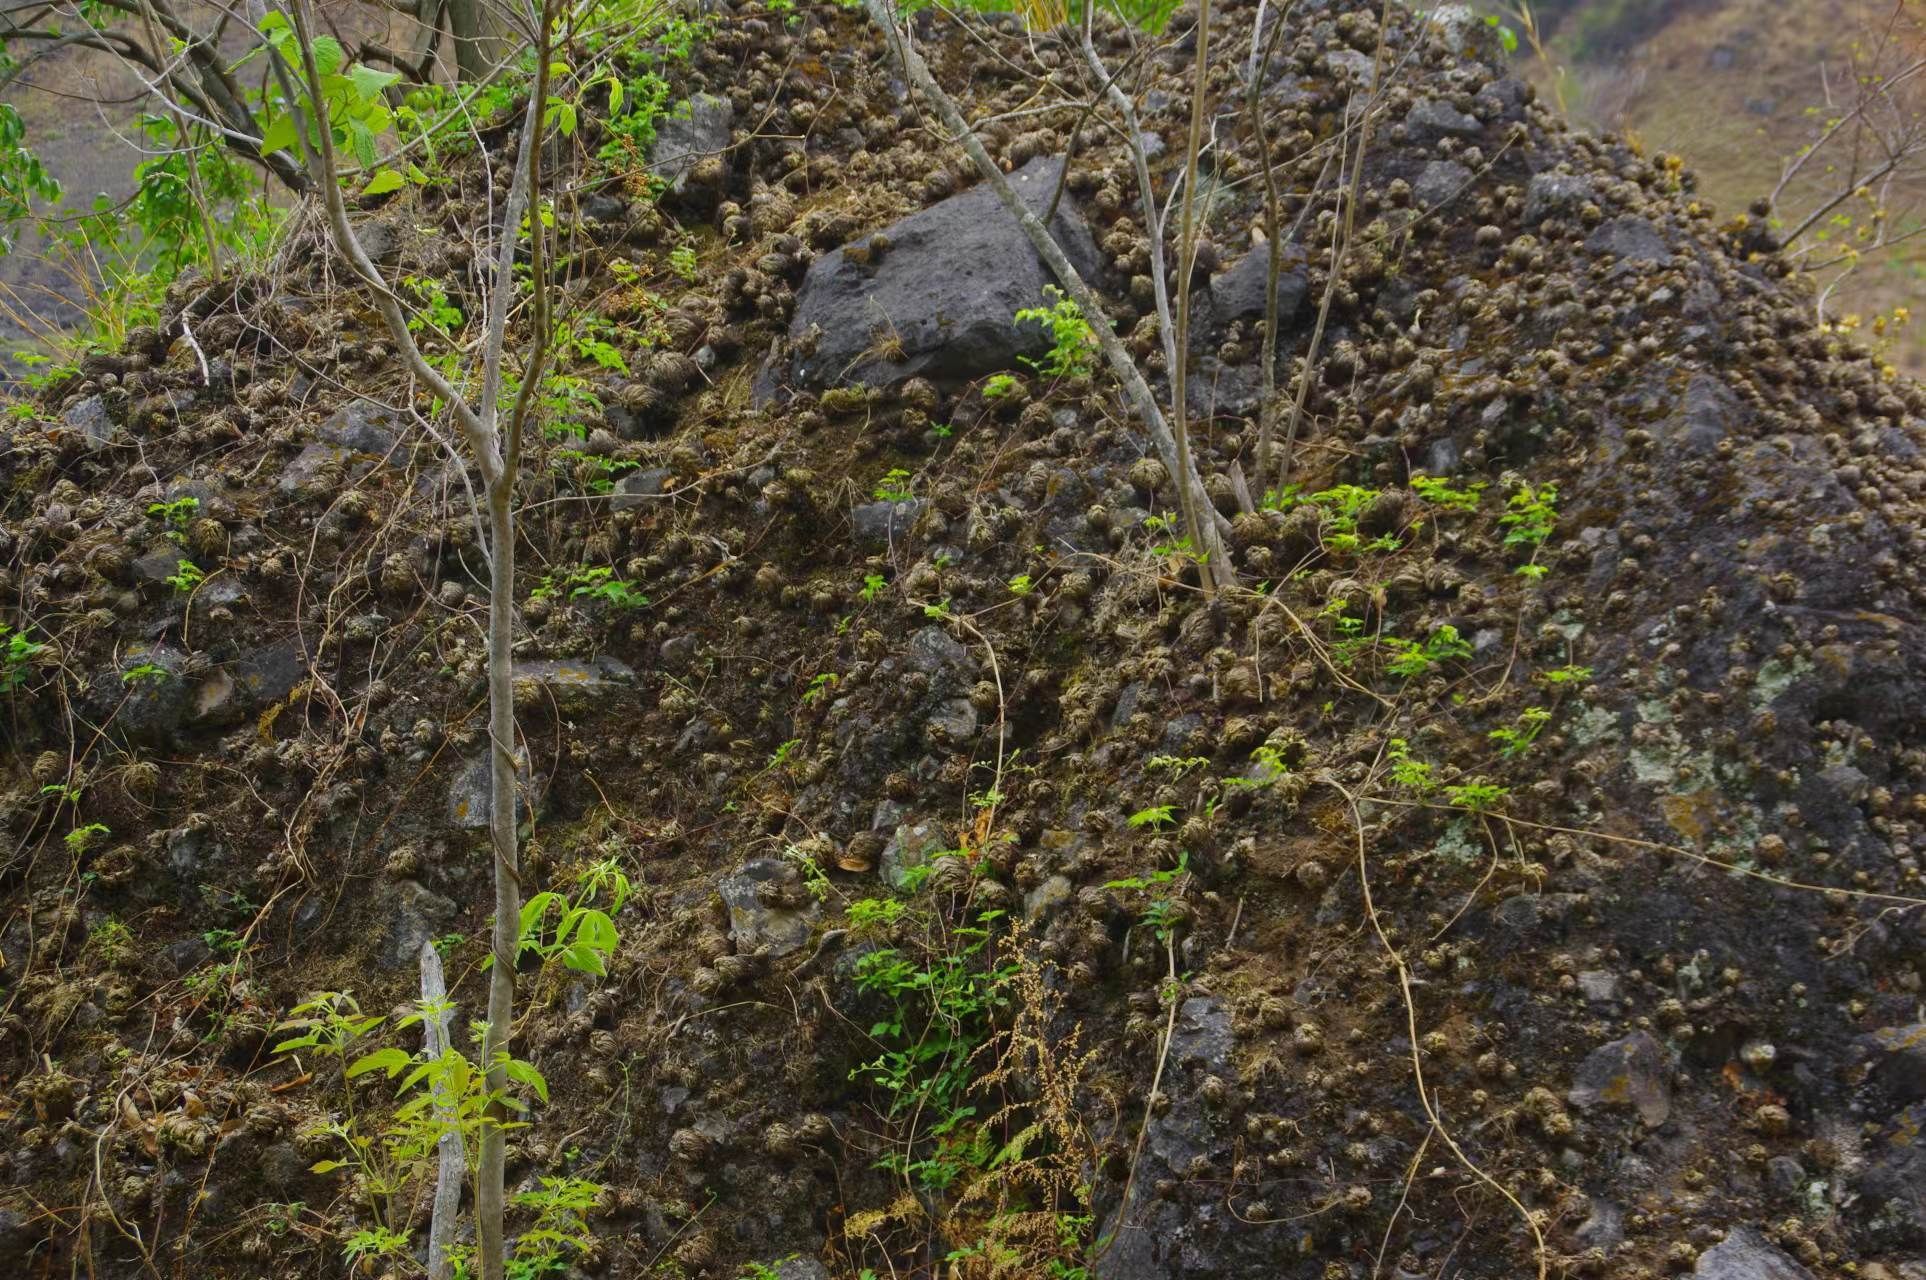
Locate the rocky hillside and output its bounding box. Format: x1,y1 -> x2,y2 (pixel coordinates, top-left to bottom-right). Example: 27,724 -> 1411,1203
3,1 -> 1926,1278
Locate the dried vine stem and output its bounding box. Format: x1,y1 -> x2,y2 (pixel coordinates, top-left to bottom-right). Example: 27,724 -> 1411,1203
863,0 -> 1234,589
1331,775 -> 1551,1280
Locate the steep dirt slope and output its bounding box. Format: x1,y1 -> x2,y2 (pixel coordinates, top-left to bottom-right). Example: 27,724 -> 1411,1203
2,2 -> 1926,1278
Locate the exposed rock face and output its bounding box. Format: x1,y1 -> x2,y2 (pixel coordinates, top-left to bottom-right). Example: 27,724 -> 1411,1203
1692,1227 -> 1816,1279
1206,245 -> 1308,329
191,638 -> 310,725
9,0 -> 1926,1277
1403,95 -> 1484,143
718,858 -> 820,957
1523,170 -> 1596,225
513,656 -> 637,712
377,880 -> 458,969
761,156 -> 1102,398
1101,998 -> 1256,1277
60,395 -> 115,448
648,92 -> 733,194
1587,214 -> 1673,263
446,750 -> 542,829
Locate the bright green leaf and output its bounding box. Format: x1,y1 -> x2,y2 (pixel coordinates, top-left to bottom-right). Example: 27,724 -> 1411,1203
346,1047 -> 412,1079
310,35 -> 345,76
361,169 -> 405,197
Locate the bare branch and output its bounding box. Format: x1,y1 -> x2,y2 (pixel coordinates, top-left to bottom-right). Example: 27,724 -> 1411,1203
863,0 -> 1234,587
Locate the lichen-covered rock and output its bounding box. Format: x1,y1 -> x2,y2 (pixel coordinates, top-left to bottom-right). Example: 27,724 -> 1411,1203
513,656 -> 637,712
1568,1030 -> 1673,1128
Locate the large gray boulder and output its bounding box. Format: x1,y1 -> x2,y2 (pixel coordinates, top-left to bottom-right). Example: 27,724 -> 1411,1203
761,156 -> 1102,399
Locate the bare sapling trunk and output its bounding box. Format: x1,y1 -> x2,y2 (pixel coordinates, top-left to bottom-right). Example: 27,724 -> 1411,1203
1169,0 -> 1222,593
863,0 -> 1234,589
278,0 -> 554,1274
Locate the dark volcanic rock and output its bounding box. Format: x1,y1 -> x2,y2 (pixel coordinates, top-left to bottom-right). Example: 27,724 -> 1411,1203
1523,171 -> 1595,225
763,156 -> 1102,398
1412,159 -> 1473,209
192,638 -> 310,725
60,395 -> 116,448
610,467 -> 673,511
377,880 -> 457,970
1101,997 -> 1263,1277
1404,96 -> 1483,143
851,498 -> 925,547
1587,215 -> 1672,263
1207,245 -> 1308,328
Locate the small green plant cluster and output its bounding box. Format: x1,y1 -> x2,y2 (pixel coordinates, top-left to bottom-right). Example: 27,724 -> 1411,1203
1381,743 -> 1510,813
873,468 -> 915,503
1488,705 -> 1551,759
277,850 -> 628,1275
538,372 -> 607,441
981,373 -> 1021,400
1382,624 -> 1474,679
1410,473 -> 1485,512
512,857 -> 629,976
1445,779 -> 1510,812
0,624 -> 44,691
1126,803 -> 1176,830
251,14 -> 407,188
1142,511 -> 1198,563
147,496 -> 199,542
0,100 -> 58,254
1104,851 -> 1190,941
1265,482 -> 1406,554
1014,286 -> 1099,379
402,275 -> 465,337
553,447 -> 639,495
555,314 -> 631,374
597,71 -> 671,165
531,565 -> 648,609
1500,479 -> 1559,578
850,901 -> 1018,1193
1386,738 -> 1434,792
166,561 -> 206,594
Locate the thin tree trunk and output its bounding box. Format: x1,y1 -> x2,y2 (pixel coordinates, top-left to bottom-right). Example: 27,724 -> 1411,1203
1169,0 -> 1215,594
474,474 -> 519,1280
279,2 -> 548,1273
473,20 -> 550,1276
